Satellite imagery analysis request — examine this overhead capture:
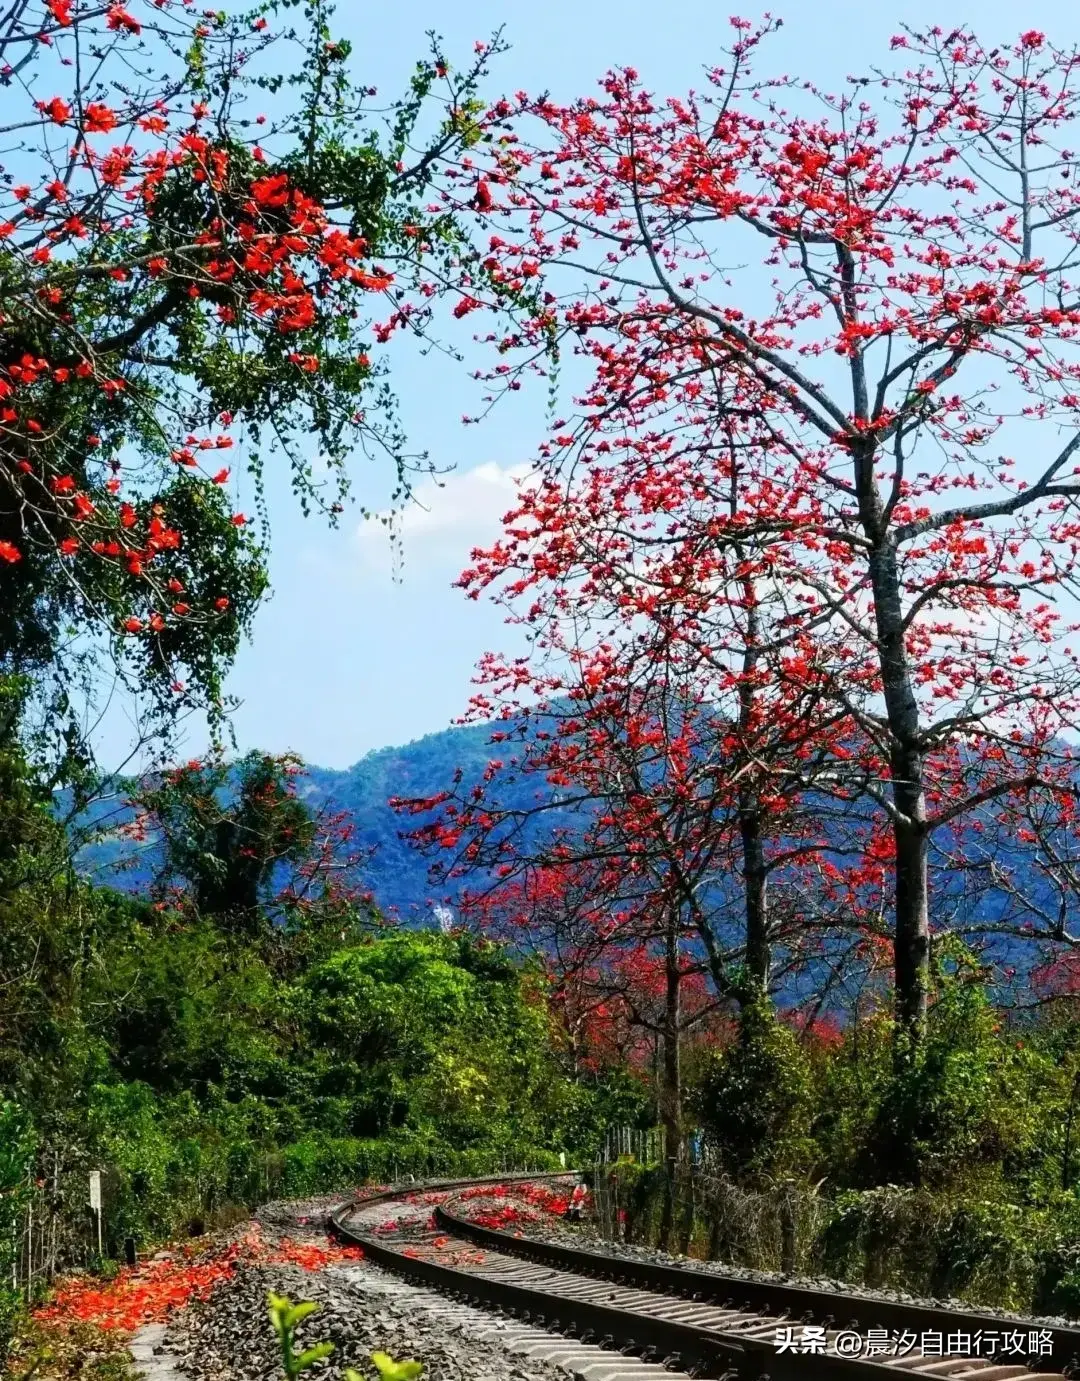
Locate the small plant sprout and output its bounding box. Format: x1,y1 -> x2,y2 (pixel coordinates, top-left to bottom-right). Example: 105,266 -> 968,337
267,1293 -> 334,1380
367,1353 -> 423,1381
267,1293 -> 423,1381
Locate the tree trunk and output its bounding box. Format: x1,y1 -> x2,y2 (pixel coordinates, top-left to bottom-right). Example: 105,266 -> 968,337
737,572 -> 771,1007
657,910 -> 682,1251
864,502 -> 930,1060
740,802 -> 770,1000
1063,1068 -> 1080,1191
892,759 -> 930,1062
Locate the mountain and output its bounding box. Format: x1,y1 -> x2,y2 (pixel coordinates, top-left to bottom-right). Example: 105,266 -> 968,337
69,720 -> 1074,983
72,718 -> 561,919
299,720 -> 528,917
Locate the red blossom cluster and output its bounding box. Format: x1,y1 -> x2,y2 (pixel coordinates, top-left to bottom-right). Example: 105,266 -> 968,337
0,86 -> 391,626
395,19 -> 1080,1065
467,1204 -> 539,1230
454,1181 -> 578,1230
0,2 -> 506,723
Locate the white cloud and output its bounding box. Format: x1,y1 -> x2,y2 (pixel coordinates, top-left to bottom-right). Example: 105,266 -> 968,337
355,460 -> 537,577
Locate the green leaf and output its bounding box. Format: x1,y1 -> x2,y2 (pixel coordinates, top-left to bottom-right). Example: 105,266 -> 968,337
293,1342 -> 335,1370
371,1352 -> 424,1381
285,1301 -> 321,1328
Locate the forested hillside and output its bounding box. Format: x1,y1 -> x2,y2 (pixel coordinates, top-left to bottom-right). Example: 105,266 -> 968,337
73,718 -> 1070,979
73,720 -> 577,918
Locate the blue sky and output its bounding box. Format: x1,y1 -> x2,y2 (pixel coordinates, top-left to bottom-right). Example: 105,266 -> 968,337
94,0 -> 1080,771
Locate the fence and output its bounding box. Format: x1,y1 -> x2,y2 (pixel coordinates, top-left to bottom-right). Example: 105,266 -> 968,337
591,1126 -> 821,1274
6,1152 -> 97,1304
598,1125 -> 665,1166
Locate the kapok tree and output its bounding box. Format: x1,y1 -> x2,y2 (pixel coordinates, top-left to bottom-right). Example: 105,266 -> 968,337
448,421 -> 877,994
461,852 -> 725,1246
459,861 -> 648,1078
458,847 -> 715,1199
394,641 -> 867,1198
0,0 -> 505,777
439,20 -> 1080,1063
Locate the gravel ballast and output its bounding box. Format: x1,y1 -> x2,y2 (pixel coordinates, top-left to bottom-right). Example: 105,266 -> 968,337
160,1257 -> 576,1381
132,1190 -> 688,1381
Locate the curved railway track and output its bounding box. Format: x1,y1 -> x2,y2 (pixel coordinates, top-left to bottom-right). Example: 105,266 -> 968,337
330,1176 -> 1080,1381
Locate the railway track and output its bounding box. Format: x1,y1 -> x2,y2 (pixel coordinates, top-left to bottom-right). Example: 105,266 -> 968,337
330,1176 -> 1080,1381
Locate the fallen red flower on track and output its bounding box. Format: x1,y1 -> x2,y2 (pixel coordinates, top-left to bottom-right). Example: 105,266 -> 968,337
32,1226 -> 363,1334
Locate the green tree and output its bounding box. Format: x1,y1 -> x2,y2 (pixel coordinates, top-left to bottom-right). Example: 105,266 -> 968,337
135,752 -> 315,926
0,0 -> 506,773
130,750 -> 377,950
695,999 -> 817,1184
297,932 -> 564,1148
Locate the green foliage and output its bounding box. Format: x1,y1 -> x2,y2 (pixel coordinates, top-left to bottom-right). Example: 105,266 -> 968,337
296,932 -> 566,1148
370,1353 -> 423,1381
868,944 -> 1021,1184
816,1186 -> 1080,1311
553,1069 -> 653,1159
633,944 -> 1080,1314
0,1101 -> 34,1356
691,942 -> 1061,1197
695,998 -> 816,1183
11,916 -> 578,1249
806,942 -> 1053,1191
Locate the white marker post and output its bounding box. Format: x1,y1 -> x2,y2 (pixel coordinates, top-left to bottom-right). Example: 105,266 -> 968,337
89,1171 -> 102,1258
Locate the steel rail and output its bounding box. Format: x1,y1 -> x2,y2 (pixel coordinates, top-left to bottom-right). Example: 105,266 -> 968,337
334,1190 -> 873,1379
436,1192 -> 1080,1377
330,1175 -> 1064,1381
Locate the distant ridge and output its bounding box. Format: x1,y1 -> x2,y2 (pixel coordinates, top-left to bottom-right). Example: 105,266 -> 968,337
69,719 -> 1071,980
72,718 -> 545,918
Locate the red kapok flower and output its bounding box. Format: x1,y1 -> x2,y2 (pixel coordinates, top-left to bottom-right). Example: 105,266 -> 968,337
106,4 -> 141,34
38,96 -> 71,124
251,173 -> 290,208
84,103 -> 118,134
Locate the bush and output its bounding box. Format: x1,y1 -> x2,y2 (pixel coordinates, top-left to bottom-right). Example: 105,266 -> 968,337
866,945 -> 1051,1188
819,1186 -> 1080,1311
694,998 -> 817,1183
